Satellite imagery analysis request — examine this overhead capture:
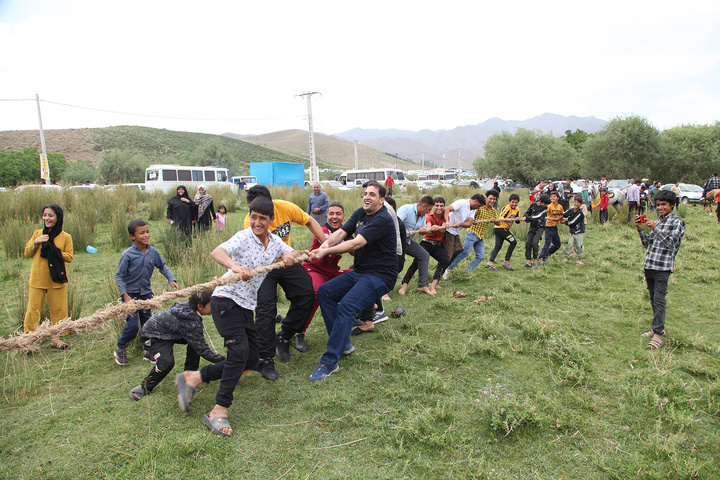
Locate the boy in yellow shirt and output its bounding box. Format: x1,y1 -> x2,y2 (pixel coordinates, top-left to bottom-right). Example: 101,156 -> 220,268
487,193 -> 521,271
538,191 -> 564,265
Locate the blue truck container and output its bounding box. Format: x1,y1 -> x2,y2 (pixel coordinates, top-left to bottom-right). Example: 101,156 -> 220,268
248,162 -> 305,187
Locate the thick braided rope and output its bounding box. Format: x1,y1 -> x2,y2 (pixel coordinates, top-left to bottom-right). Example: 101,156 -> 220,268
406,217 -> 564,235
0,253 -> 309,354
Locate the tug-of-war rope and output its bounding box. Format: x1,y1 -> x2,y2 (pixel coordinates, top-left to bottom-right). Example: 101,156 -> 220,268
0,254 -> 310,354
404,217 -> 562,236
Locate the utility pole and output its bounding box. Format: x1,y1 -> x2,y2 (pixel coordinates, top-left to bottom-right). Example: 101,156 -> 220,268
458,148 -> 462,172
442,153 -> 445,170
297,91 -> 320,182
421,152 -> 425,173
36,94 -> 50,185
354,140 -> 359,170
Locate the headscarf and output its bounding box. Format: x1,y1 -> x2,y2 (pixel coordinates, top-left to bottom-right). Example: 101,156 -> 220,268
39,204 -> 68,284
176,185 -> 191,200
194,184 -> 213,219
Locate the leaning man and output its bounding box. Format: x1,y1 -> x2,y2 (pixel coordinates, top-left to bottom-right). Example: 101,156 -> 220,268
634,189 -> 685,350
308,181 -> 398,380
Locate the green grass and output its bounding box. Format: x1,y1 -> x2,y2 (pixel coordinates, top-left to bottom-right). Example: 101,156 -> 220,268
1,189 -> 719,479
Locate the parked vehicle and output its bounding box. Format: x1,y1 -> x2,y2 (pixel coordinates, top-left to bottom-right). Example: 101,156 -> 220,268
14,184 -> 63,193
145,164 -> 231,193
607,179 -> 630,193
503,181 -> 526,191
320,180 -> 351,190
660,183 -> 703,204
231,176 -> 258,191
338,168 -> 407,186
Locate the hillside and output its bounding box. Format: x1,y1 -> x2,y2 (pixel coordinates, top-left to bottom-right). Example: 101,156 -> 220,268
0,126 -> 314,173
225,129 -> 419,170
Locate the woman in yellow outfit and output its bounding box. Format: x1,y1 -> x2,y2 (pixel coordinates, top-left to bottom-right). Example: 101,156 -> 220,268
23,204 -> 73,349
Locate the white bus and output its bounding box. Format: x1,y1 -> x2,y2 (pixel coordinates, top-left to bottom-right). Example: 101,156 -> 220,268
337,168 -> 407,186
144,164 -> 231,193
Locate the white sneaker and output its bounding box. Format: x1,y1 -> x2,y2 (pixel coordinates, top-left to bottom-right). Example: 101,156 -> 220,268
372,310 -> 389,324
442,269 -> 451,280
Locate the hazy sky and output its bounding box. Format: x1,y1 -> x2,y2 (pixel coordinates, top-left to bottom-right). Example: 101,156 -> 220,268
1,0 -> 719,136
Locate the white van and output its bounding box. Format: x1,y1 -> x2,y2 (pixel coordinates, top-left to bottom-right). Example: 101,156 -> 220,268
144,165 -> 230,193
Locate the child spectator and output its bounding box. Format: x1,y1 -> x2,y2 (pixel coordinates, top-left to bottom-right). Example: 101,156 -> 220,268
216,204 -> 227,232
599,188 -> 609,224
562,195 -> 586,265
487,193 -> 520,271
639,186 -> 648,215
538,191 -> 564,265
129,289 -> 224,400
523,194 -> 549,268
114,220 -> 179,366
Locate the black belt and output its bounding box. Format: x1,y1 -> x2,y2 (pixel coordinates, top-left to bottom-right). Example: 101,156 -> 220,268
422,239 -> 442,246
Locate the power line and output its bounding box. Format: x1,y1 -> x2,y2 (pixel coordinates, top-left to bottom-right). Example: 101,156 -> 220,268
0,98 -> 305,123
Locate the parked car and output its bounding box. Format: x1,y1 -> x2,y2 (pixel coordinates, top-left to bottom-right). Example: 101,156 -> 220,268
320,180 -> 351,190
503,181 -> 526,191
14,184 -> 63,193
660,183 -> 704,204
607,179 -> 630,193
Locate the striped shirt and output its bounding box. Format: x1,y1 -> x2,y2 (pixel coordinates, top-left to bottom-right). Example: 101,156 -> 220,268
639,212 -> 685,272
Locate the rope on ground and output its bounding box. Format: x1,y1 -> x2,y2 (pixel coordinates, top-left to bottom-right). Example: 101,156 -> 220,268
0,254 -> 310,354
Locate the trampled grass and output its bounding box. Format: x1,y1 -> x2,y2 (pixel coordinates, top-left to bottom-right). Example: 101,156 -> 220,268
0,188 -> 719,479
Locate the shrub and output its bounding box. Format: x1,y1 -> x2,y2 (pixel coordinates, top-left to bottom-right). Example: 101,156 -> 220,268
64,212 -> 97,252
1,219 -> 36,259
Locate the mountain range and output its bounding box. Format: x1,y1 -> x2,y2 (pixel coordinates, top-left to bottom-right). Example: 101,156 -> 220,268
332,113 -> 606,169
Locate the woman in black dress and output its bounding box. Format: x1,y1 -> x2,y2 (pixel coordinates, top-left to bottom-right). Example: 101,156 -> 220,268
166,185 -> 196,236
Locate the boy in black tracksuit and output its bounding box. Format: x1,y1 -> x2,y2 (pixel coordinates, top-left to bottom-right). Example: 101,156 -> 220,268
129,289 -> 224,400
523,194 -> 550,269
562,196 -> 586,265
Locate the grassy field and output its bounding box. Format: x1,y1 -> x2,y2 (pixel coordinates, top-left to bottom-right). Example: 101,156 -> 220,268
0,187 -> 718,479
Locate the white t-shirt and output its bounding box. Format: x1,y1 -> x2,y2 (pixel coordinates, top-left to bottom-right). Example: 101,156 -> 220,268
447,199 -> 476,236
213,228 -> 293,311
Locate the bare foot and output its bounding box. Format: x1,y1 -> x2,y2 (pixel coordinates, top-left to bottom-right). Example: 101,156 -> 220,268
208,405 -> 232,436
381,294 -> 392,302
417,286 -> 436,296
398,284 -> 408,296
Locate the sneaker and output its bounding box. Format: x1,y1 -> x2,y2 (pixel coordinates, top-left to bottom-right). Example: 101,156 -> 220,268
257,358 -> 278,381
293,334 -> 307,353
276,334 -> 291,362
114,347 -> 129,366
143,351 -> 157,364
576,260 -> 584,265
563,258 -> 568,263
442,269 -> 451,280
309,363 -> 340,381
343,342 -> 355,356
372,311 -> 389,324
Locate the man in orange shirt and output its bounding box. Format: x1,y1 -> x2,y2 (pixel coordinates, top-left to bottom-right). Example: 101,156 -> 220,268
538,191 -> 564,265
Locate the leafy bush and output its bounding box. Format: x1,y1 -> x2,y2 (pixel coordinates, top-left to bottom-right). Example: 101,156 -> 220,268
0,219 -> 36,259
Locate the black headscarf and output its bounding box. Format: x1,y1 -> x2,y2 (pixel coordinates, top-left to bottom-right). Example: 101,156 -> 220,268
39,204 -> 68,284
176,185 -> 190,200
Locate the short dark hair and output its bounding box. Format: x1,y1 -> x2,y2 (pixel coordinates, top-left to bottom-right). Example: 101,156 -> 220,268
433,196 -> 446,205
328,202 -> 344,212
127,219 -> 148,235
509,193 -> 520,202
218,204 -> 227,212
538,194 -> 551,204
246,184 -> 272,204
419,195 -> 434,206
550,191 -> 560,198
473,194 -> 486,206
249,197 -> 275,217
363,180 -> 386,198
189,288 -> 214,311
384,196 -> 397,210
654,190 -> 676,207
574,194 -> 583,203
484,189 -> 499,199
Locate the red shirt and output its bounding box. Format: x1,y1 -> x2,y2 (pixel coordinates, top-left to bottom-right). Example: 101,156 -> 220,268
423,213 -> 445,242
385,177 -> 394,187
303,225 -> 344,278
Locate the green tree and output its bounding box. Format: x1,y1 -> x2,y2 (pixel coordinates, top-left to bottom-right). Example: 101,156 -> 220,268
475,128 -> 579,185
658,122 -> 720,184
186,141 -> 235,170
563,129 -> 594,152
62,160 -> 98,184
98,150 -> 148,184
581,115 -> 662,180
0,147 -> 67,186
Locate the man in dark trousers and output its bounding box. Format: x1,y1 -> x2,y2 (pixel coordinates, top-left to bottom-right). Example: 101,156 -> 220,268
307,181 -> 398,380
243,185 -> 326,380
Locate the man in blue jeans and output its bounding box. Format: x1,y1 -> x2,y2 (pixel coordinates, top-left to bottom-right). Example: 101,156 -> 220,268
443,190 -> 499,278
309,181 -> 398,381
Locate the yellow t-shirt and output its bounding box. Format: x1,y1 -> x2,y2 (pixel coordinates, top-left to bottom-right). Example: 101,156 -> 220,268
495,205 -> 520,230
546,203 -> 564,227
243,200 -> 310,247
24,230 -> 74,289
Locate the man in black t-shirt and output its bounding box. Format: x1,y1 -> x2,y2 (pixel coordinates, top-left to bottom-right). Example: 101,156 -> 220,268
307,181 -> 398,381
